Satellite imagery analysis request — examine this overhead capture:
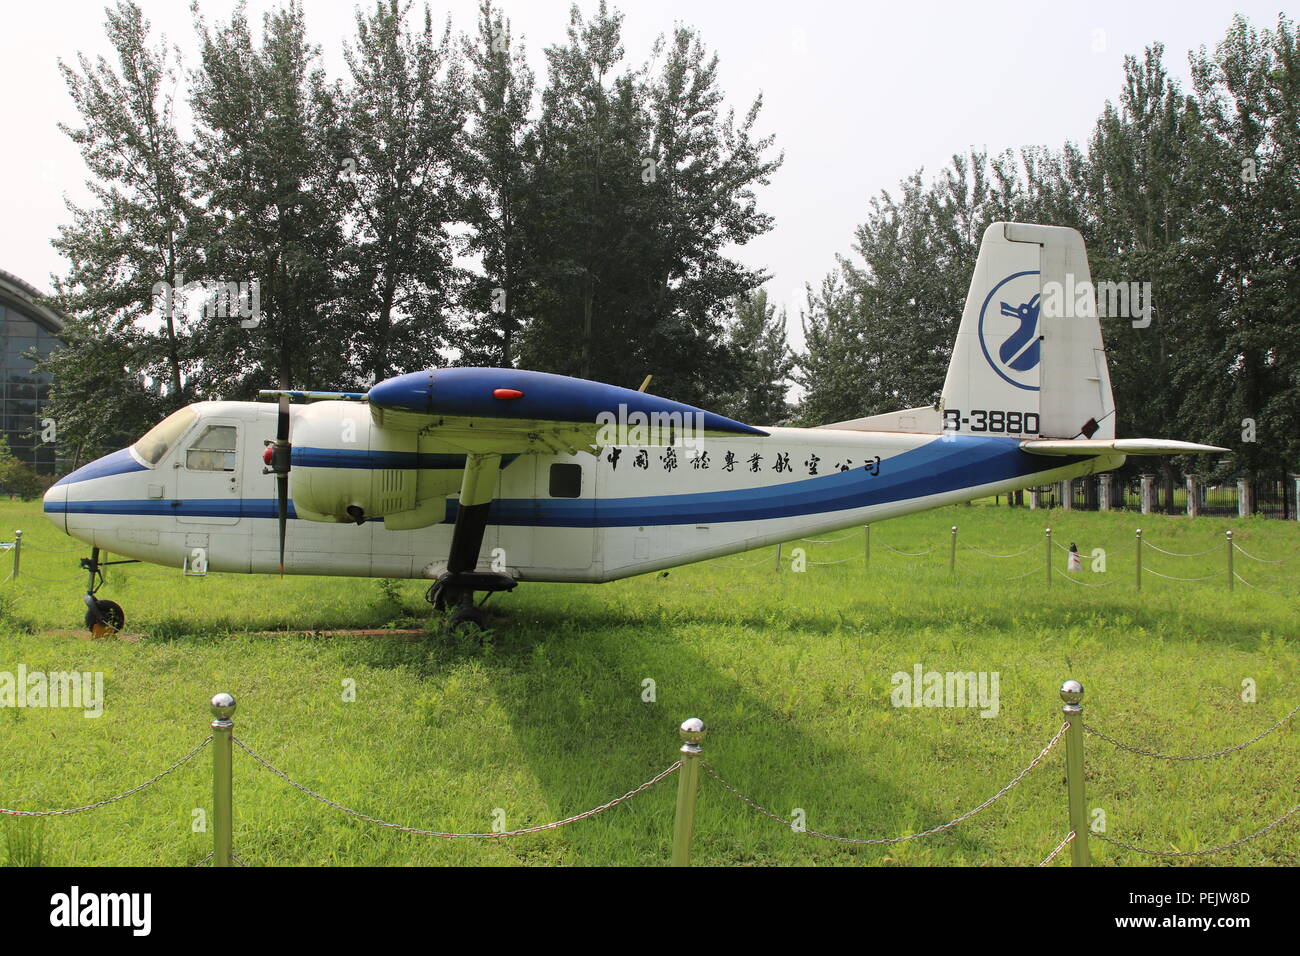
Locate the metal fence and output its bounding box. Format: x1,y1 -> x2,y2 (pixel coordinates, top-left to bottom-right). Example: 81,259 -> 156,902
4,682 -> 1297,867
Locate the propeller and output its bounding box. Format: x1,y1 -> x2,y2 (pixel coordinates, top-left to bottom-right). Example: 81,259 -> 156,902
261,394 -> 292,575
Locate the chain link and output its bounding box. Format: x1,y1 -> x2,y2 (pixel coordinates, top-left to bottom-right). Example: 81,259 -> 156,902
0,737 -> 212,816
702,722 -> 1069,846
1084,700 -> 1299,760
1038,830 -> 1075,866
234,736 -> 678,838
1092,803 -> 1300,857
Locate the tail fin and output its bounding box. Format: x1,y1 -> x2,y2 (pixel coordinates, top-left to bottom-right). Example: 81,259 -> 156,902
941,222 -> 1115,440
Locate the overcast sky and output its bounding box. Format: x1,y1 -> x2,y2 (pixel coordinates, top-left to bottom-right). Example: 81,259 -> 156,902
0,0 -> 1285,353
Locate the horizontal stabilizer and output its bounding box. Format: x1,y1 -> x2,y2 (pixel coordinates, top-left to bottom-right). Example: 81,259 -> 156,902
1020,438 -> 1228,457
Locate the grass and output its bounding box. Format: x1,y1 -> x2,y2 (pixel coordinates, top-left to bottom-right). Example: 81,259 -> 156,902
1,498 -> 1298,867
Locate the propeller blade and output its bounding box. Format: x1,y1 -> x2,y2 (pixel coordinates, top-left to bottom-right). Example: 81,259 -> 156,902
264,394 -> 292,576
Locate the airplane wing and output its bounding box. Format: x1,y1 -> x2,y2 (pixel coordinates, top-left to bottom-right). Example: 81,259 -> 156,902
1019,438 -> 1228,456
260,368 -> 766,596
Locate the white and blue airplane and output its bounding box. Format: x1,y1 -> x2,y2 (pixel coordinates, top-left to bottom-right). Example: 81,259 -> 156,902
43,223 -> 1223,630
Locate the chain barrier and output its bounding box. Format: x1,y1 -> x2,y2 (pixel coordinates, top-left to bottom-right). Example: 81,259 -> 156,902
1232,542 -> 1300,565
1003,566 -> 1043,581
702,722 -> 1068,846
880,543 -> 937,557
961,542 -> 1038,558
1092,803 -> 1300,858
0,737 -> 212,816
1230,571 -> 1295,596
1038,830 -> 1075,867
234,736 -> 678,838
1141,567 -> 1219,582
1052,568 -> 1115,587
1142,540 -> 1218,558
705,552 -> 773,568
19,541 -> 86,554
195,851 -> 214,867
1085,700 -> 1300,761
800,531 -> 858,545
805,555 -> 860,566
9,570 -> 90,583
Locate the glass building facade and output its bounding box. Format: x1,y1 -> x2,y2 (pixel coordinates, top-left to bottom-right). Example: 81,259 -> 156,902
0,269 -> 66,474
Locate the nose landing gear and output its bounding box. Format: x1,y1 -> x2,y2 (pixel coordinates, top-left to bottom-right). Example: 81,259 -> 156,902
79,546 -> 138,636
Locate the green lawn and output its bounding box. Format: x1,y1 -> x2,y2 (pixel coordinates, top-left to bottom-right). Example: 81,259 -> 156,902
1,499 -> 1297,866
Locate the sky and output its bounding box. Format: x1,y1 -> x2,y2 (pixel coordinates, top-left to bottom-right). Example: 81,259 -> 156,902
0,0 -> 1287,354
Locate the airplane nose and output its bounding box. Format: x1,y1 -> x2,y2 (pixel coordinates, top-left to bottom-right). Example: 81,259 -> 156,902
43,480 -> 67,533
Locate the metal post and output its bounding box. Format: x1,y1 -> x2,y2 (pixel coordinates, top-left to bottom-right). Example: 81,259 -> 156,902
1226,530 -> 1234,592
1186,474 -> 1200,519
671,717 -> 706,867
1135,528 -> 1142,590
211,693 -> 236,867
1045,527 -> 1052,587
774,542 -> 782,572
864,525 -> 870,569
12,530 -> 20,580
1060,680 -> 1090,867
949,525 -> 957,575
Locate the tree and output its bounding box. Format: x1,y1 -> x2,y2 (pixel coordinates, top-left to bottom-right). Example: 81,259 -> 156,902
716,289 -> 793,425
190,0 -> 349,392
459,0 -> 535,367
341,0 -> 465,384
41,0 -> 197,457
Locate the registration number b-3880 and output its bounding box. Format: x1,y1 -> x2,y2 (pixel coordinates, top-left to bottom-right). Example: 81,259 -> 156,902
943,409 -> 1040,435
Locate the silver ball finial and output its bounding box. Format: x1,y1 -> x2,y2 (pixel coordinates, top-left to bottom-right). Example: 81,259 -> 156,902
679,717 -> 706,746
1059,680 -> 1083,705
210,692 -> 237,721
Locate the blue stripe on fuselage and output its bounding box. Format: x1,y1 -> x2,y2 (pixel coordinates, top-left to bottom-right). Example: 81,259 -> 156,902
46,437 -> 1085,526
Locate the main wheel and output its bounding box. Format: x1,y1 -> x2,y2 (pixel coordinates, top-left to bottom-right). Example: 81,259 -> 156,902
448,604 -> 487,631
85,599 -> 124,635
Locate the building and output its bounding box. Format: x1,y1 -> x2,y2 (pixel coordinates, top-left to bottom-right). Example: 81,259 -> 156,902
0,268 -> 66,474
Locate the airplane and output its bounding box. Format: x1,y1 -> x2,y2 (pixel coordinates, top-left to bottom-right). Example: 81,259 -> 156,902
42,222 -> 1225,633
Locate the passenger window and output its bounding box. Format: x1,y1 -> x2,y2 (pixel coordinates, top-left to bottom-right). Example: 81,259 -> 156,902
186,425 -> 238,472
549,463 -> 582,498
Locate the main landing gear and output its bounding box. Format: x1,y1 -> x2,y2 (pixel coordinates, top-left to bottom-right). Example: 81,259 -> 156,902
79,546 -> 137,636
425,571 -> 517,631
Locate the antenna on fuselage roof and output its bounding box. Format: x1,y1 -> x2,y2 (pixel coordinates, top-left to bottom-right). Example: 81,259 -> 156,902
637,375 -> 653,393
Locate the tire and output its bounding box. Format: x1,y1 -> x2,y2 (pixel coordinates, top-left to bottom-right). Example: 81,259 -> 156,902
448,605 -> 486,631
85,599 -> 125,633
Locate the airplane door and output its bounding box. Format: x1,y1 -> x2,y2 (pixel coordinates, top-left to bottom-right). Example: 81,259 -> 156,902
175,419 -> 242,525
531,456 -> 596,571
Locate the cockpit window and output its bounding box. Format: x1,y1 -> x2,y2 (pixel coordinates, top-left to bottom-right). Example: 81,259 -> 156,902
186,425 -> 238,472
131,407 -> 198,466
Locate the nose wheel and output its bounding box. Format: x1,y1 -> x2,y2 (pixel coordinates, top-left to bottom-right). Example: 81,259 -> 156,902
78,546 -> 136,636
84,597 -> 125,636
425,571 -> 516,631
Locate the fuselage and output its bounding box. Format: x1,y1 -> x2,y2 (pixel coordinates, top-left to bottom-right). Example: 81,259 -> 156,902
42,400 -> 1121,583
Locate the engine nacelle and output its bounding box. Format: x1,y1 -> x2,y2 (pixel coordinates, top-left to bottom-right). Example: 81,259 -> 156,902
287,402 -> 458,529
